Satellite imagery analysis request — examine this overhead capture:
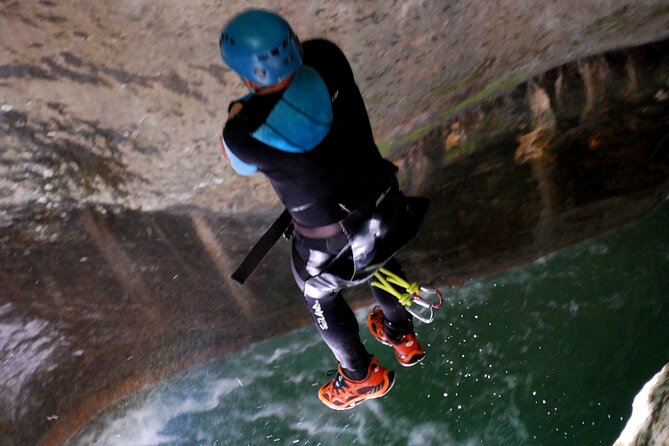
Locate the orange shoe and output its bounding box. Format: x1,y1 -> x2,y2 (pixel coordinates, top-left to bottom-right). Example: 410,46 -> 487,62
367,306 -> 426,367
318,357 -> 395,410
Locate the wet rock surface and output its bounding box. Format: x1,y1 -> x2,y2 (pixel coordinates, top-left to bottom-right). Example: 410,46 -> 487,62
615,364 -> 669,446
1,206 -> 305,445
1,2 -> 669,445
2,39 -> 668,445
1,0 -> 669,216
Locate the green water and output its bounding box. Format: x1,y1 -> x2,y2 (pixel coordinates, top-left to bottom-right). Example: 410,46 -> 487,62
69,201 -> 669,446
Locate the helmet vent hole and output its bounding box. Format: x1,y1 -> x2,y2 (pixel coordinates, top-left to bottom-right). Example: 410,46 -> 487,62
284,54 -> 294,65
221,33 -> 235,45
282,39 -> 288,49
271,48 -> 280,56
258,54 -> 269,61
253,68 -> 266,79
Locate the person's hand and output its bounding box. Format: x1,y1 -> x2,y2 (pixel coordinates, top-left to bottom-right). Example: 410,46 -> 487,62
228,102 -> 243,120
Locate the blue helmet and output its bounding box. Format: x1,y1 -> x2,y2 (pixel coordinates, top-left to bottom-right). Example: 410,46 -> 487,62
219,9 -> 303,86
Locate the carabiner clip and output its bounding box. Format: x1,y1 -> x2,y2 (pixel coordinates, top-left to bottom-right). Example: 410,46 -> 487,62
407,287 -> 444,323
414,286 -> 444,309
371,268 -> 444,324
406,304 -> 434,324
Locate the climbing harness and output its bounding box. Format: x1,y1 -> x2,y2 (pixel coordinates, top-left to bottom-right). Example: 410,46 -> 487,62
371,267 -> 443,324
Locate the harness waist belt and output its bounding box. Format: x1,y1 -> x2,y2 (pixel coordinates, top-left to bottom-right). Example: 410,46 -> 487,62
293,181 -> 398,240
293,220 -> 343,239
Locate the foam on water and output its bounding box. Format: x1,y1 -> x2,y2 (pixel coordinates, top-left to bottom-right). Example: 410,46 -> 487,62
0,303 -> 68,411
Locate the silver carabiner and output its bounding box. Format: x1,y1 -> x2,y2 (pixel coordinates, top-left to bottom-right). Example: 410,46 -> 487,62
407,303 -> 435,324
407,287 -> 443,324
415,287 -> 444,308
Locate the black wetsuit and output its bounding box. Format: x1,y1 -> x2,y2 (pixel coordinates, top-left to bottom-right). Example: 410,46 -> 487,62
224,39 -> 421,377
223,39 -> 397,227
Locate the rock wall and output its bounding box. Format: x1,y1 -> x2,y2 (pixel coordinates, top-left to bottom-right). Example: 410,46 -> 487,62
615,364 -> 669,446
2,2 -> 669,445
1,0 -> 669,218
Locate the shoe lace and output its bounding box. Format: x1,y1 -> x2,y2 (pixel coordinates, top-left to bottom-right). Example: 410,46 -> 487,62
324,369 -> 350,392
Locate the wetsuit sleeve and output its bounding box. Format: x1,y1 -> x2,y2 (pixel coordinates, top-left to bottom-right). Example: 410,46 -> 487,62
302,39 -> 383,165
223,100 -> 283,174
222,135 -> 258,176
302,39 -> 356,93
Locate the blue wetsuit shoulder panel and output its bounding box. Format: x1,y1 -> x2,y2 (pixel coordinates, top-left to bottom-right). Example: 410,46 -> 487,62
252,66 -> 333,152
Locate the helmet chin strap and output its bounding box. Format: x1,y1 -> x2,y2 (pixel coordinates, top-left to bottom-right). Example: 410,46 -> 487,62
243,75 -> 294,95
242,78 -> 261,94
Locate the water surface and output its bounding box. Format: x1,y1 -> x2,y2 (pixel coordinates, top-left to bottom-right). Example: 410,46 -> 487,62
68,200 -> 669,446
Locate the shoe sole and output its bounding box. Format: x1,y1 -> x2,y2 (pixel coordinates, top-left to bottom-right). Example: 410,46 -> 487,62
399,352 -> 426,367
319,371 -> 396,411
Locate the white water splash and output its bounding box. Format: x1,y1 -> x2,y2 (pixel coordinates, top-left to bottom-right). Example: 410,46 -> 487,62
0,303 -> 67,411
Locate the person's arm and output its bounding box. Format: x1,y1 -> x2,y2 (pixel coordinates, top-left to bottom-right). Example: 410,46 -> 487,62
302,39 -> 356,90
221,102 -> 259,176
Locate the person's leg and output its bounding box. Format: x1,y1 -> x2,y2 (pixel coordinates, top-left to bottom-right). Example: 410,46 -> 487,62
369,257 -> 414,340
291,232 -> 371,379
292,232 -> 396,409
303,291 -> 371,379
367,257 -> 426,367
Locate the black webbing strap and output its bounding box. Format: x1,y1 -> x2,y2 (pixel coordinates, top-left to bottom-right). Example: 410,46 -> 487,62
231,208 -> 293,285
